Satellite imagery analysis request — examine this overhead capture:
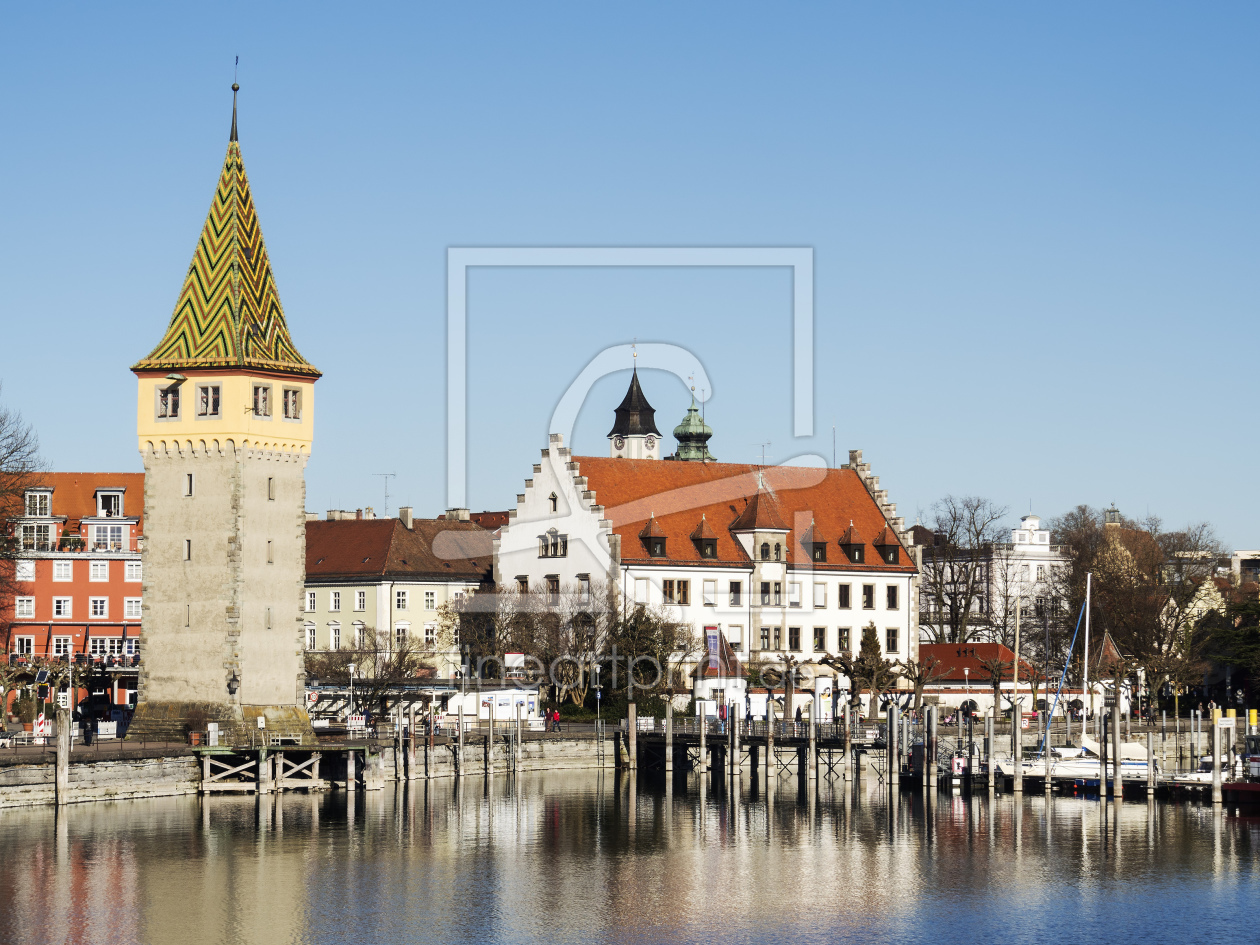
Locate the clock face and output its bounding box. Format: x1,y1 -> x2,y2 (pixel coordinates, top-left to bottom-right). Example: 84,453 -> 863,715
645,435 -> 657,450
614,436 -> 625,449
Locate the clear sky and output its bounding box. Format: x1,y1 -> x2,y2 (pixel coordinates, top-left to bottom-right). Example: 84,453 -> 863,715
1,4 -> 1256,545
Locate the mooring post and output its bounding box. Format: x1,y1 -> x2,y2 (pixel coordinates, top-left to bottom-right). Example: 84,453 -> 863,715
1146,730 -> 1155,797
698,708 -> 707,773
457,703 -> 465,780
258,748 -> 273,795
927,706 -> 938,790
515,704 -> 523,770
765,696 -> 775,788
731,702 -> 741,779
1211,721 -> 1222,806
346,749 -> 357,793
55,708 -> 71,807
665,701 -> 674,774
1111,703 -> 1122,800
986,710 -> 995,792
843,704 -> 852,782
1013,708 -> 1024,795
407,705 -> 416,782
808,701 -> 817,781
886,703 -> 898,785
627,702 -> 638,771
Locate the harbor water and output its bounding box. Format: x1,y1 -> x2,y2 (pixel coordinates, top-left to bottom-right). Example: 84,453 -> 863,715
0,772 -> 1255,945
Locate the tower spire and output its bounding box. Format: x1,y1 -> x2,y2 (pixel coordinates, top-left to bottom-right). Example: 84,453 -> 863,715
230,81 -> 239,142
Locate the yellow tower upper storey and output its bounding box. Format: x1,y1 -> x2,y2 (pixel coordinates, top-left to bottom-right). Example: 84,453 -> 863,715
134,86 -> 319,454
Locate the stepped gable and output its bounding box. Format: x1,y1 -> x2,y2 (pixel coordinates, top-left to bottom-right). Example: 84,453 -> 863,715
571,457 -> 915,570
132,86 -> 319,378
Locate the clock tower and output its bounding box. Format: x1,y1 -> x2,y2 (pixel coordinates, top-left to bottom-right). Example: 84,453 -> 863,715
127,85 -> 320,744
608,365 -> 661,460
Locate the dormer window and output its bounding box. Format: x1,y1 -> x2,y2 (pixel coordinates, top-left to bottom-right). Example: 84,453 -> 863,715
97,492 -> 123,518
699,539 -> 717,558
873,527 -> 901,565
24,491 -> 51,517
640,517 -> 667,558
812,543 -> 826,562
883,547 -> 899,564
800,522 -> 827,563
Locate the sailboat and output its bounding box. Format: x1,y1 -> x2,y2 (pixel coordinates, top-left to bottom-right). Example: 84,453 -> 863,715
1051,735 -> 1155,783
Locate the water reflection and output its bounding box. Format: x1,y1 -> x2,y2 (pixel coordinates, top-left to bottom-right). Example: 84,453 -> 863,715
0,775 -> 1256,945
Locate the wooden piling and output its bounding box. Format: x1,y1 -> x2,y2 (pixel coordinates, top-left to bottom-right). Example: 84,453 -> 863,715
407,705 -> 416,781
927,706 -> 938,790
1111,704 -> 1122,799
1211,721 -> 1222,805
1146,730 -> 1155,797
986,710 -> 994,792
258,749 -> 273,795
843,704 -> 852,782
698,710 -> 707,773
55,708 -> 71,806
627,703 -> 638,771
808,702 -> 817,781
346,749 -> 357,792
731,705 -> 741,779
887,703 -> 898,785
665,702 -> 674,774
765,697 -> 775,788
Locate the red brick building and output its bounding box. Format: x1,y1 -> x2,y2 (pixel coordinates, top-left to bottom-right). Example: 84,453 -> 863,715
2,472 -> 145,710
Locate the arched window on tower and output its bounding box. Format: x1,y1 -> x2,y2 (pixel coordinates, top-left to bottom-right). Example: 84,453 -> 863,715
760,543 -> 770,561
774,543 -> 781,561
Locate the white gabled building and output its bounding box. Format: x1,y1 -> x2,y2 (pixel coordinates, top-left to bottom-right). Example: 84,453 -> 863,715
493,371 -> 921,718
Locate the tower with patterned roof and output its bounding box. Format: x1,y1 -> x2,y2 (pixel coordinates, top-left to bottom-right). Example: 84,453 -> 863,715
128,84 -> 319,744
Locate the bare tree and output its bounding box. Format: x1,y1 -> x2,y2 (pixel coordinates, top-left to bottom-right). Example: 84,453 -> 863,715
917,496 -> 1008,645
0,388 -> 45,624
898,653 -> 954,713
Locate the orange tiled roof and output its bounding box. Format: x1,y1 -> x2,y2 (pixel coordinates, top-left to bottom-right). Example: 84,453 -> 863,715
306,518 -> 492,582
918,643 -> 1036,682
573,457 -> 914,571
15,472 -> 146,531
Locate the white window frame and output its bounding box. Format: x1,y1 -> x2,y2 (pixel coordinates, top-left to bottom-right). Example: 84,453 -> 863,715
813,582 -> 826,608
14,597 -> 35,619
97,492 -> 123,517
89,637 -> 108,658
282,387 -> 302,420
330,623 -> 341,650
635,578 -> 649,603
13,636 -> 34,655
424,623 -> 437,647
728,624 -> 743,651
252,384 -> 272,418
395,590 -> 409,611
24,491 -> 51,517
93,524 -> 124,552
53,597 -> 72,619
90,597 -> 108,619
52,636 -> 73,657
702,580 -> 716,606
424,591 -> 436,611
90,560 -> 110,582
306,591 -> 317,612
355,590 -> 367,612
124,598 -> 142,619
305,623 -> 316,651
395,622 -> 410,648
125,561 -> 142,582
157,385 -> 180,419
788,582 -> 801,608
15,560 -> 35,582
330,590 -> 341,612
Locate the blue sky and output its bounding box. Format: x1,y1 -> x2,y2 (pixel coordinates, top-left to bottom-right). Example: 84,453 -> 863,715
1,4 -> 1256,545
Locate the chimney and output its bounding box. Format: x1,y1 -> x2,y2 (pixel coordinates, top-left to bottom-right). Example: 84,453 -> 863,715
445,508 -> 471,522
399,506 -> 414,529
355,509 -> 363,520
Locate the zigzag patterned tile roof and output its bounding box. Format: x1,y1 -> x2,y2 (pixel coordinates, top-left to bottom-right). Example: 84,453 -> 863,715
133,106 -> 319,377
